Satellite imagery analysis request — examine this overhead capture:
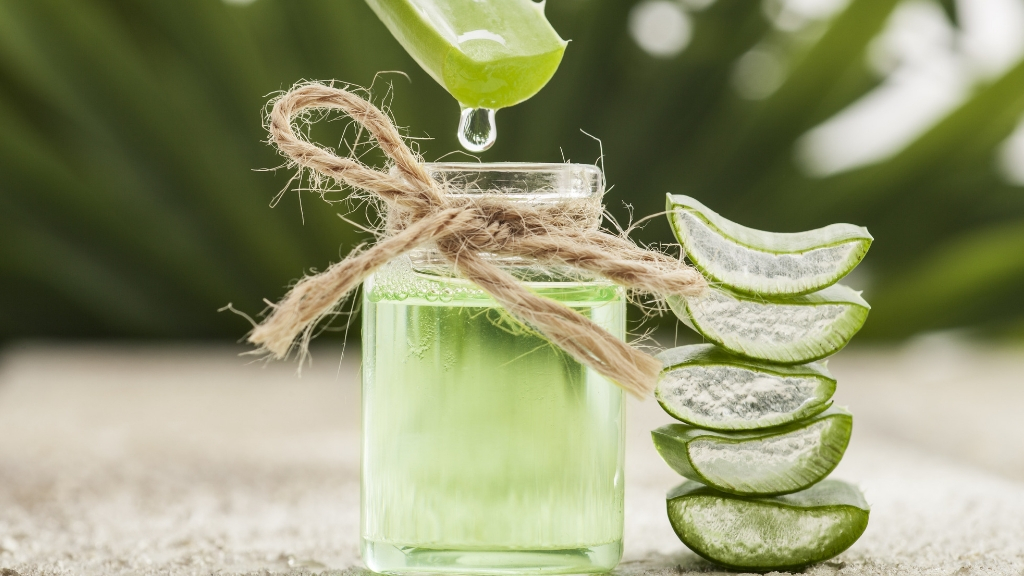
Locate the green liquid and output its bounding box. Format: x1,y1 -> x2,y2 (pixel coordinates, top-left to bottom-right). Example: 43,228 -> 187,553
361,258 -> 625,574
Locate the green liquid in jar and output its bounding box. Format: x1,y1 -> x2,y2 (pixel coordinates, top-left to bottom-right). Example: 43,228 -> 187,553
361,257 -> 625,574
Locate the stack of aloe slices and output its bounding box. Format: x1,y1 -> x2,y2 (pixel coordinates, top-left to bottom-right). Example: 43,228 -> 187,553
653,195 -> 872,571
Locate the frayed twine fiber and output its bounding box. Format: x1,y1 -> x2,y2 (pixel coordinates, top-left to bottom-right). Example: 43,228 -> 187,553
249,82 -> 707,397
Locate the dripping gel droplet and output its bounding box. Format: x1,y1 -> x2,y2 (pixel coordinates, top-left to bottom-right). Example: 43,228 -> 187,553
458,107 -> 496,152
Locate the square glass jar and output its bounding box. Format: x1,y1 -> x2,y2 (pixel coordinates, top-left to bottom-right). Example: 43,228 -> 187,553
361,163 -> 626,574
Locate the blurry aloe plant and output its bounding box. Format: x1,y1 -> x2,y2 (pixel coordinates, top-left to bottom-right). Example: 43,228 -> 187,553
1,0 -> 1023,341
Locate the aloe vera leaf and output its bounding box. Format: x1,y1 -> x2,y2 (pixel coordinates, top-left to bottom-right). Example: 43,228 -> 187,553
364,0 -> 566,109
667,194 -> 872,296
653,407 -> 851,496
655,344 -> 835,431
668,284 -> 870,364
667,479 -> 869,572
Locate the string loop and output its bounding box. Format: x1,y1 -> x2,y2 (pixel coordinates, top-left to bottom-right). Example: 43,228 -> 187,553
250,83 -> 707,396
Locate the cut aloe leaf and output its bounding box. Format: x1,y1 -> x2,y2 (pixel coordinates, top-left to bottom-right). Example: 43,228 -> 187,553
652,407 -> 851,496
655,344 -> 835,431
667,479 -> 869,572
668,284 -> 870,364
667,194 -> 872,296
365,0 -> 567,109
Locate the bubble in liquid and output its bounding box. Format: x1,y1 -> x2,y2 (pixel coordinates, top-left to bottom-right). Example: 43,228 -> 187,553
458,107 -> 497,152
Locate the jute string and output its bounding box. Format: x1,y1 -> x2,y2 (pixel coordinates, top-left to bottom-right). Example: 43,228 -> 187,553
249,83 -> 707,397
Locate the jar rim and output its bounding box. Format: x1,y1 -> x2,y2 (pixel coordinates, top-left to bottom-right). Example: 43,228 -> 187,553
421,162 -> 604,199
423,161 -> 601,173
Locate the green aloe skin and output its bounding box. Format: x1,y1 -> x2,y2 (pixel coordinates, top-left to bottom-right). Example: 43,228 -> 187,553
668,284 -> 870,365
657,195 -> 870,570
364,0 -> 566,109
667,480 -> 870,572
655,344 -> 836,431
666,194 -> 872,297
652,407 -> 852,497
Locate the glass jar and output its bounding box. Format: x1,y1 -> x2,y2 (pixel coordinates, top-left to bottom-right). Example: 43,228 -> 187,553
360,163 -> 626,574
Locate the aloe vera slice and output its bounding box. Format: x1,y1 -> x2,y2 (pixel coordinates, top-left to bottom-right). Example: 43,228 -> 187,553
667,194 -> 872,296
652,407 -> 851,496
655,344 -> 835,431
667,479 -> 869,571
365,0 -> 567,109
668,284 -> 869,364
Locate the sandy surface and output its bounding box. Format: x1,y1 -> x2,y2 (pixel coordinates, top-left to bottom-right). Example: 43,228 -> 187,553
0,341 -> 1022,575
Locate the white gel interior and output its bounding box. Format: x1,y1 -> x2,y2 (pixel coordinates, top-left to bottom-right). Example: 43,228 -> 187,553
688,289 -> 849,349
688,419 -> 834,493
677,212 -> 860,293
660,366 -> 821,427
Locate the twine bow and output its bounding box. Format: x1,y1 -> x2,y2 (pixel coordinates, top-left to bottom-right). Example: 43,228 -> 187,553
250,83 -> 707,397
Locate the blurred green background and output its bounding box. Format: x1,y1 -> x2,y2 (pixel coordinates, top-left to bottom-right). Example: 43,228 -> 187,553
2,0 -> 1024,343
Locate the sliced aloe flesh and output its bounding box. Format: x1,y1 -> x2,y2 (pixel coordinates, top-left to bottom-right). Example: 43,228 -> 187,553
668,284 -> 870,364
652,407 -> 851,496
655,344 -> 835,431
365,0 -> 567,109
667,194 -> 872,297
667,479 -> 869,571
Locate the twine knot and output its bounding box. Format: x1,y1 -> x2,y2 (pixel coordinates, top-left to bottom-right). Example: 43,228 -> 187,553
250,82 -> 707,396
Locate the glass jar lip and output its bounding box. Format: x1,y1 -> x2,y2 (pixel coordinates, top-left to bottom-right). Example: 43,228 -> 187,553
423,161 -> 601,173
422,162 -> 604,199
